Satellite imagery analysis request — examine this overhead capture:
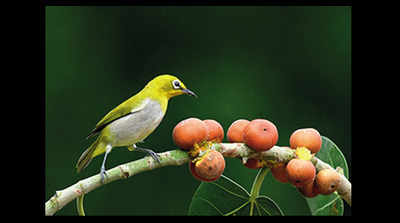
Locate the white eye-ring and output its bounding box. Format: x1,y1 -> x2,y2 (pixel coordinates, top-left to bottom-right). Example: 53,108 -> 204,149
172,80 -> 181,89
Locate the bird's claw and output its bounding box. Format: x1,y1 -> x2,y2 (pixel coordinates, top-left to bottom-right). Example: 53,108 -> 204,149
100,166 -> 108,184
147,150 -> 161,164
134,146 -> 161,164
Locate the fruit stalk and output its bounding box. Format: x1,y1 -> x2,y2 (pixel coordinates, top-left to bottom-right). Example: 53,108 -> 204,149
249,167 -> 269,216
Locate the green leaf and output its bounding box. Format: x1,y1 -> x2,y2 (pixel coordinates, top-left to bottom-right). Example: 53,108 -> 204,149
317,136 -> 349,179
254,195 -> 284,216
188,174 -> 283,216
304,136 -> 349,216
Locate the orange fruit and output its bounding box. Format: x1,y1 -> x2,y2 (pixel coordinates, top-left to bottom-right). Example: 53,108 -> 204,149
189,150 -> 225,182
203,119 -> 224,142
243,158 -> 264,169
172,118 -> 208,150
243,119 -> 278,152
286,158 -> 316,187
271,163 -> 289,183
289,128 -> 322,153
315,169 -> 341,195
226,119 -> 250,142
298,180 -> 320,198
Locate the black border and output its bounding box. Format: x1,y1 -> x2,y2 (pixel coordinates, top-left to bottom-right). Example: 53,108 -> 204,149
41,0 -> 352,216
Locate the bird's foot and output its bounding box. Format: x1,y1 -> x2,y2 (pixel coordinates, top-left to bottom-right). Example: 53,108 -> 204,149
135,147 -> 161,164
100,166 -> 108,184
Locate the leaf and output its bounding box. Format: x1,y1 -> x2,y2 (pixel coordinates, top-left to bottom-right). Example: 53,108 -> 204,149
304,136 -> 349,216
188,175 -> 283,216
317,136 -> 349,179
254,195 -> 284,216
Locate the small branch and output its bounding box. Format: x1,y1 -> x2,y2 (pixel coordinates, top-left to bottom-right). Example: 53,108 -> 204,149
212,143 -> 297,162
45,143 -> 351,215
312,157 -> 352,206
45,149 -> 189,216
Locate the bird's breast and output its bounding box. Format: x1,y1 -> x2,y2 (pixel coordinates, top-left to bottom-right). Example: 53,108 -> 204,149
107,98 -> 165,146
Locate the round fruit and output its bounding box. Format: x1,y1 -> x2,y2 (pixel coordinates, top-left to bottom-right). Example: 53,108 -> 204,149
289,128 -> 322,153
172,118 -> 208,150
270,163 -> 289,183
203,119 -> 224,142
243,119 -> 278,152
189,150 -> 225,182
226,119 -> 250,142
316,169 -> 341,195
286,158 -> 316,187
244,158 -> 264,169
298,180 -> 320,198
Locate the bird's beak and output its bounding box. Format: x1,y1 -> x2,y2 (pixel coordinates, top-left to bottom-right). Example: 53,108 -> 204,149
182,88 -> 198,98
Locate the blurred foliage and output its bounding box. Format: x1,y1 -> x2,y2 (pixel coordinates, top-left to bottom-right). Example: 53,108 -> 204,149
45,6 -> 351,215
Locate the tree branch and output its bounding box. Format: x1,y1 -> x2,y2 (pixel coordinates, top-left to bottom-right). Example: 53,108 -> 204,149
45,144 -> 351,215
45,150 -> 189,216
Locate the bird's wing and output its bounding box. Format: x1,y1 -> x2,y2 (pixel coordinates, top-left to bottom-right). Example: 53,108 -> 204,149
86,97 -> 149,139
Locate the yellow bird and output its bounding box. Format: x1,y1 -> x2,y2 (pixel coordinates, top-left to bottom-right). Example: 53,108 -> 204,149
76,74 -> 197,182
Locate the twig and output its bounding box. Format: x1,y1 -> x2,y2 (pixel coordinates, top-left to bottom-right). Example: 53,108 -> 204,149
45,143 -> 351,215
312,156 -> 352,206
45,149 -> 189,216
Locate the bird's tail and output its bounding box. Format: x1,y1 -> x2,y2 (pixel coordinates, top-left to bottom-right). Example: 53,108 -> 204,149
76,136 -> 106,173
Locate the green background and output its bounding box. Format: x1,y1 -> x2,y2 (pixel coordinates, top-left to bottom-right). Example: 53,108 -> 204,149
45,6 -> 351,215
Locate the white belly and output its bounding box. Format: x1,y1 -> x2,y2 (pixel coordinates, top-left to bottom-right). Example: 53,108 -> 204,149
108,99 -> 164,146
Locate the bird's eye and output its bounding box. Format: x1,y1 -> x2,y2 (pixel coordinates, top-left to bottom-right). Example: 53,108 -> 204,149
172,80 -> 181,89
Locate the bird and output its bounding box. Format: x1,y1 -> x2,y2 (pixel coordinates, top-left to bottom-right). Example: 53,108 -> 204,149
76,74 -> 197,183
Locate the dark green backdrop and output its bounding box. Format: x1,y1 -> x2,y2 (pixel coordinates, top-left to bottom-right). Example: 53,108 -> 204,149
45,6 -> 351,215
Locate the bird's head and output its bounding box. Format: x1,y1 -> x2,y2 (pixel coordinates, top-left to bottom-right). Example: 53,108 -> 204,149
145,74 -> 197,99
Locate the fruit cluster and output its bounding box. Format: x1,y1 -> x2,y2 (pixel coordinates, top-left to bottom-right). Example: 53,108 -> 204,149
286,128 -> 341,197
228,121 -> 341,198
227,119 -> 278,151
172,118 -> 225,182
172,118 -> 342,198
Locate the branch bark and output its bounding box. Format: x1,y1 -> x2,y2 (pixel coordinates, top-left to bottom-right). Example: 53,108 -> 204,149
45,143 -> 351,215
